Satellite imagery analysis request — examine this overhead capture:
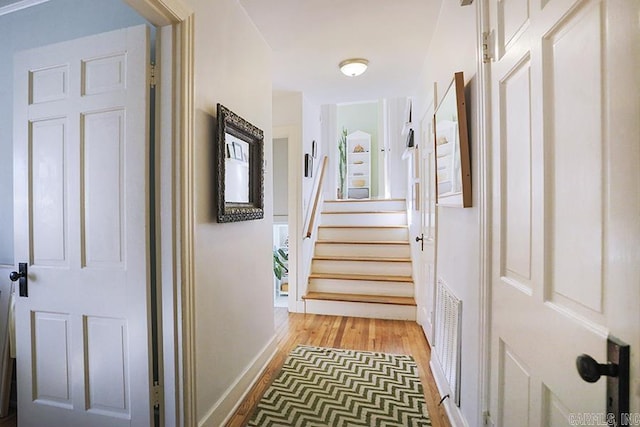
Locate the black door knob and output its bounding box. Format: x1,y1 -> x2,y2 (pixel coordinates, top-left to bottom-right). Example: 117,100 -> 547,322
576,354 -> 618,383
9,263 -> 28,297
9,271 -> 24,282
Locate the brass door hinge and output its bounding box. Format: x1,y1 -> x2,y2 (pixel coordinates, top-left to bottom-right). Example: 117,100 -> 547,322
150,63 -> 157,88
152,381 -> 163,408
482,31 -> 495,64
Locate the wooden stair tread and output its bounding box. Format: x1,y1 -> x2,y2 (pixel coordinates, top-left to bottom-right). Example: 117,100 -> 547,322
321,210 -> 405,215
309,272 -> 413,283
324,198 -> 406,203
316,240 -> 409,245
303,292 -> 416,306
313,255 -> 411,262
318,225 -> 408,229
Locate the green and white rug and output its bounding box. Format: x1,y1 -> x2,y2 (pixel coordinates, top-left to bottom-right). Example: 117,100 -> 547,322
249,346 -> 432,426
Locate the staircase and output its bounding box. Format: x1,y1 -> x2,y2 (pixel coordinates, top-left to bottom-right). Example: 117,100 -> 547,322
303,198 -> 416,320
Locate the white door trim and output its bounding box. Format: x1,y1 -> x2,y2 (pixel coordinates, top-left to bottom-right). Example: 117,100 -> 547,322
123,1 -> 195,426
273,125 -> 305,313
474,1 -> 492,426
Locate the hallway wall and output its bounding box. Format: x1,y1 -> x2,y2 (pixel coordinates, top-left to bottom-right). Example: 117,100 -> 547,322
417,0 -> 482,425
188,0 -> 274,424
272,91 -> 322,311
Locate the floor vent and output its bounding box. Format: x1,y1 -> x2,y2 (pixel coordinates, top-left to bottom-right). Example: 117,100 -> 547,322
434,278 -> 462,406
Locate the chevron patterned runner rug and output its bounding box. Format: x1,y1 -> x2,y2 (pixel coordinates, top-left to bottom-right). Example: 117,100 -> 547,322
248,345 -> 432,426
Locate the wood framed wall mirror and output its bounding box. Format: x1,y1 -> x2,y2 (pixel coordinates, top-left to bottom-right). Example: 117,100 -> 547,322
216,103 -> 264,222
434,71 -> 472,207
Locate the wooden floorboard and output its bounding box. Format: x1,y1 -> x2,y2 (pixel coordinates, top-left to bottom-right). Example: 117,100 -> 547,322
226,308 -> 451,427
0,309 -> 451,427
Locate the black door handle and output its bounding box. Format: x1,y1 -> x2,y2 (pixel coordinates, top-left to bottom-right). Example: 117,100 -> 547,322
576,354 -> 617,382
9,271 -> 24,282
576,337 -> 629,427
415,234 -> 424,251
9,263 -> 28,297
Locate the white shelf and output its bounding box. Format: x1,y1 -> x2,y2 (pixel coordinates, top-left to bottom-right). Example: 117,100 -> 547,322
346,130 -> 371,199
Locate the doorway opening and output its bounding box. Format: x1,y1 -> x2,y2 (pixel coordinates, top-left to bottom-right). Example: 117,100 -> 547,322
272,137 -> 289,308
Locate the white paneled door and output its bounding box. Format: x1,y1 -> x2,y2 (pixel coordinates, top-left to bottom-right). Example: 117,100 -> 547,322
13,25 -> 152,427
417,110 -> 437,342
489,0 -> 639,425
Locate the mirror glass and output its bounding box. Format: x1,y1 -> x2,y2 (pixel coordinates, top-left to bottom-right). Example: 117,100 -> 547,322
224,133 -> 250,203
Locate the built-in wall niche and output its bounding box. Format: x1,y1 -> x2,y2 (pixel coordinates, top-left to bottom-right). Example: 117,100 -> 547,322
346,130 -> 371,199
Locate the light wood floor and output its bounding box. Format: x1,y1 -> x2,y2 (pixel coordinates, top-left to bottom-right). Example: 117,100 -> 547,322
226,308 -> 451,427
0,310 -> 451,427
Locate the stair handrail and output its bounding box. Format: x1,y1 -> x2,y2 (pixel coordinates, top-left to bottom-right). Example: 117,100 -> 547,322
304,155 -> 329,239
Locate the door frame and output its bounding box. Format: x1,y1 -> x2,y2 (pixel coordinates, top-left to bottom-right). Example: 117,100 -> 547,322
273,125 -> 305,313
475,0 -> 492,425
123,1 -> 195,426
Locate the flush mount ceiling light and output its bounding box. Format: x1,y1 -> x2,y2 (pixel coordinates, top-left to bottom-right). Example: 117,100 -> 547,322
339,58 -> 369,77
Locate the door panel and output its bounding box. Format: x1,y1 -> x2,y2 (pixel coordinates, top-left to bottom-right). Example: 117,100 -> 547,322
31,118 -> 68,266
85,316 -> 129,415
498,342 -> 530,426
501,58 -> 532,287
546,2 -> 604,316
14,25 -> 151,427
82,109 -> 125,267
489,0 -> 639,424
32,312 -> 72,408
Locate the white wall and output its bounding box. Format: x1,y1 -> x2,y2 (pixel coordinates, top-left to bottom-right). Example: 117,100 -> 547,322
272,91 -> 321,311
300,96 -> 321,296
417,0 -> 481,425
272,138 -> 288,220
188,0 -> 275,424
301,97 -> 322,220
386,98 -> 410,199
320,104 -> 338,201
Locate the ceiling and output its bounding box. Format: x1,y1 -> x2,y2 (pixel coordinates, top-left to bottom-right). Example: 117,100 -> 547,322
1,0 -> 443,105
239,0 -> 442,105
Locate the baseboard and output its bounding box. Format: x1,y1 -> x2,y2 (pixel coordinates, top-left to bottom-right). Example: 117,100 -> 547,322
430,354 -> 469,427
291,299 -> 305,313
417,306 -> 434,344
198,334 -> 278,427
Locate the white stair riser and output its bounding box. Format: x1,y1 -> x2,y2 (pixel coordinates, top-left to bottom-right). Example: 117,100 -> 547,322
320,212 -> 406,226
318,227 -> 408,242
314,243 -> 411,258
308,278 -> 414,297
304,299 -> 416,321
312,259 -> 412,276
323,200 -> 405,212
